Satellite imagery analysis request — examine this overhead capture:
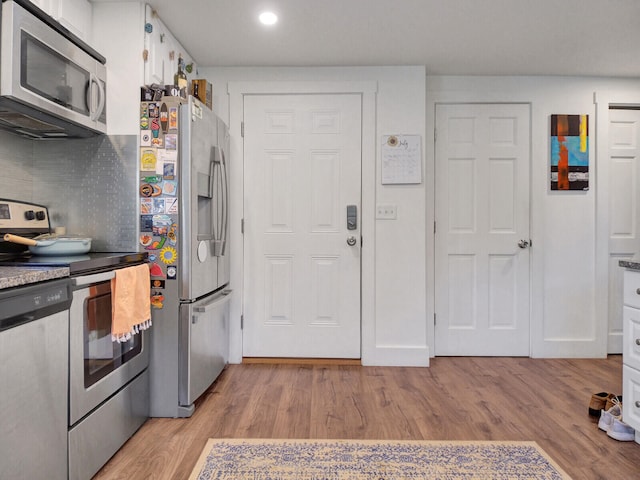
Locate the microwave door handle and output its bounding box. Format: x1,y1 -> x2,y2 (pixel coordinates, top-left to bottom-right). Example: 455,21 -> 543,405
88,73 -> 105,122
95,77 -> 106,121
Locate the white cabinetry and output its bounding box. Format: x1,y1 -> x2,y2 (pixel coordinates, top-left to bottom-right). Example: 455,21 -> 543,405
144,6 -> 188,86
56,0 -> 92,41
621,268 -> 640,444
91,2 -> 195,135
27,0 -> 51,13
143,5 -> 195,88
28,0 -> 92,42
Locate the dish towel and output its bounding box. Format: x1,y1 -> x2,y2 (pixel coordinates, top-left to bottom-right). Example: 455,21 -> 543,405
111,264 -> 152,343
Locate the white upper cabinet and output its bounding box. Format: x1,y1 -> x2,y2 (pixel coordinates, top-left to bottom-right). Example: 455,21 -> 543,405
27,0 -> 50,12
144,7 -> 166,85
91,2 -> 196,135
28,0 -> 93,42
56,0 -> 92,41
26,0 -> 53,15
144,5 -> 195,86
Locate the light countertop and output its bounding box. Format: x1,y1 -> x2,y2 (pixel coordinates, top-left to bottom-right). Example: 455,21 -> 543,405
0,266 -> 70,290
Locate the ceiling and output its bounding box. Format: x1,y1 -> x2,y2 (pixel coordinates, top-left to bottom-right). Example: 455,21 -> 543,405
95,0 -> 640,77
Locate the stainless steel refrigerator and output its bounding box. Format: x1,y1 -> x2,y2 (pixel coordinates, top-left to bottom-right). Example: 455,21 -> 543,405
140,94 -> 230,418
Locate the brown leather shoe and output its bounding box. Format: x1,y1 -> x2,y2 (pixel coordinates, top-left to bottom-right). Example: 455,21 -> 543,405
589,392 -> 610,417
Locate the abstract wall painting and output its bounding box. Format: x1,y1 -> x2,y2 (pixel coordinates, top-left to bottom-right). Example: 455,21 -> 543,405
550,114 -> 589,191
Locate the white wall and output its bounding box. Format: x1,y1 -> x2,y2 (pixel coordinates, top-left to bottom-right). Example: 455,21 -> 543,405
204,70 -> 640,363
200,66 -> 428,366
426,75 -> 640,358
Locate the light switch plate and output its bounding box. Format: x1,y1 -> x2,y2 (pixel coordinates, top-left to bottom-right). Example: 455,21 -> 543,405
376,204 -> 397,219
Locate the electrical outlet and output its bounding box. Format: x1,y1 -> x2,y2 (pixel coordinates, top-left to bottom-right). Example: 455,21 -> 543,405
376,204 -> 397,219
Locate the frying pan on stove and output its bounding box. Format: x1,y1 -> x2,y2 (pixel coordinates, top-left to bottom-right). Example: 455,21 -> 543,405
3,233 -> 92,256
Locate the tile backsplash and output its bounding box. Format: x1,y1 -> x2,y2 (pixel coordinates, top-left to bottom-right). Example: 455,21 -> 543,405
0,130 -> 139,252
0,130 -> 33,200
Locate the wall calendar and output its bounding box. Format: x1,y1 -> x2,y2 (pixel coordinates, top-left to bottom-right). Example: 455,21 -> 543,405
381,134 -> 422,185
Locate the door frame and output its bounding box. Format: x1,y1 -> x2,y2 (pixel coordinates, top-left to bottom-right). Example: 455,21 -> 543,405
227,81 -> 377,364
595,92 -> 640,355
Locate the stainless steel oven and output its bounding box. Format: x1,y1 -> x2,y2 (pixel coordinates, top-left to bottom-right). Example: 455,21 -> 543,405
68,268 -> 149,480
0,200 -> 149,480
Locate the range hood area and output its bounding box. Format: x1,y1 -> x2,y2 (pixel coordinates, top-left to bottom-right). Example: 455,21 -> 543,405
0,0 -> 107,139
0,97 -> 97,139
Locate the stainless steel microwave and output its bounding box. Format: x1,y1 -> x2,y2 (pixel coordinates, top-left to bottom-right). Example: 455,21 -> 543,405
0,0 -> 107,138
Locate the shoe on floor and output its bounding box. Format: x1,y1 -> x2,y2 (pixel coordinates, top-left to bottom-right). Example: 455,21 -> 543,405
607,417 -> 636,441
604,394 -> 622,412
598,405 -> 621,432
589,392 -> 610,417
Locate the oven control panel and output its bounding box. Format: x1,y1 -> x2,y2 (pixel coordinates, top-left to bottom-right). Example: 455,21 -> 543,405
0,199 -> 50,233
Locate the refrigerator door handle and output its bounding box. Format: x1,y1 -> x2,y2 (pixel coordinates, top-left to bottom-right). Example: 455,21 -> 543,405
193,289 -> 233,314
207,148 -> 216,199
219,147 -> 229,256
211,146 -> 219,245
212,145 -> 228,257
211,146 -> 221,255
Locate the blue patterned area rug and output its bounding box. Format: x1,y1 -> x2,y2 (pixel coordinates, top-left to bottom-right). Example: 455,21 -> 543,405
188,439 -> 571,479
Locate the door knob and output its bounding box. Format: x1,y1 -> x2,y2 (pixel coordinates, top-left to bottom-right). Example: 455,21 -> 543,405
346,235 -> 357,246
518,239 -> 530,249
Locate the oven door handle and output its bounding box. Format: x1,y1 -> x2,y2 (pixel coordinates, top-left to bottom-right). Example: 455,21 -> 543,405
72,271 -> 115,287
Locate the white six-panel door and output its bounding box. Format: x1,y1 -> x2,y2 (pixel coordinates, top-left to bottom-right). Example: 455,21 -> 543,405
435,103 -> 531,356
607,109 -> 640,352
242,94 -> 362,358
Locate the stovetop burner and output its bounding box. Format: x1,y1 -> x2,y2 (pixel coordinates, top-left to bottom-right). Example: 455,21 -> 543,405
0,252 -> 148,275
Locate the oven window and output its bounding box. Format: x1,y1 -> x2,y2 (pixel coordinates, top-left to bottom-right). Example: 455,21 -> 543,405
83,281 -> 142,388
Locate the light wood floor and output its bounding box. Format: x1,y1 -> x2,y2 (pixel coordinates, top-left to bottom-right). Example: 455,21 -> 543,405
94,356 -> 640,479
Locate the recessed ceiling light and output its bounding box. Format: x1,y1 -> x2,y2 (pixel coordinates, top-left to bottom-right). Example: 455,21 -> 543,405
259,11 -> 278,26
